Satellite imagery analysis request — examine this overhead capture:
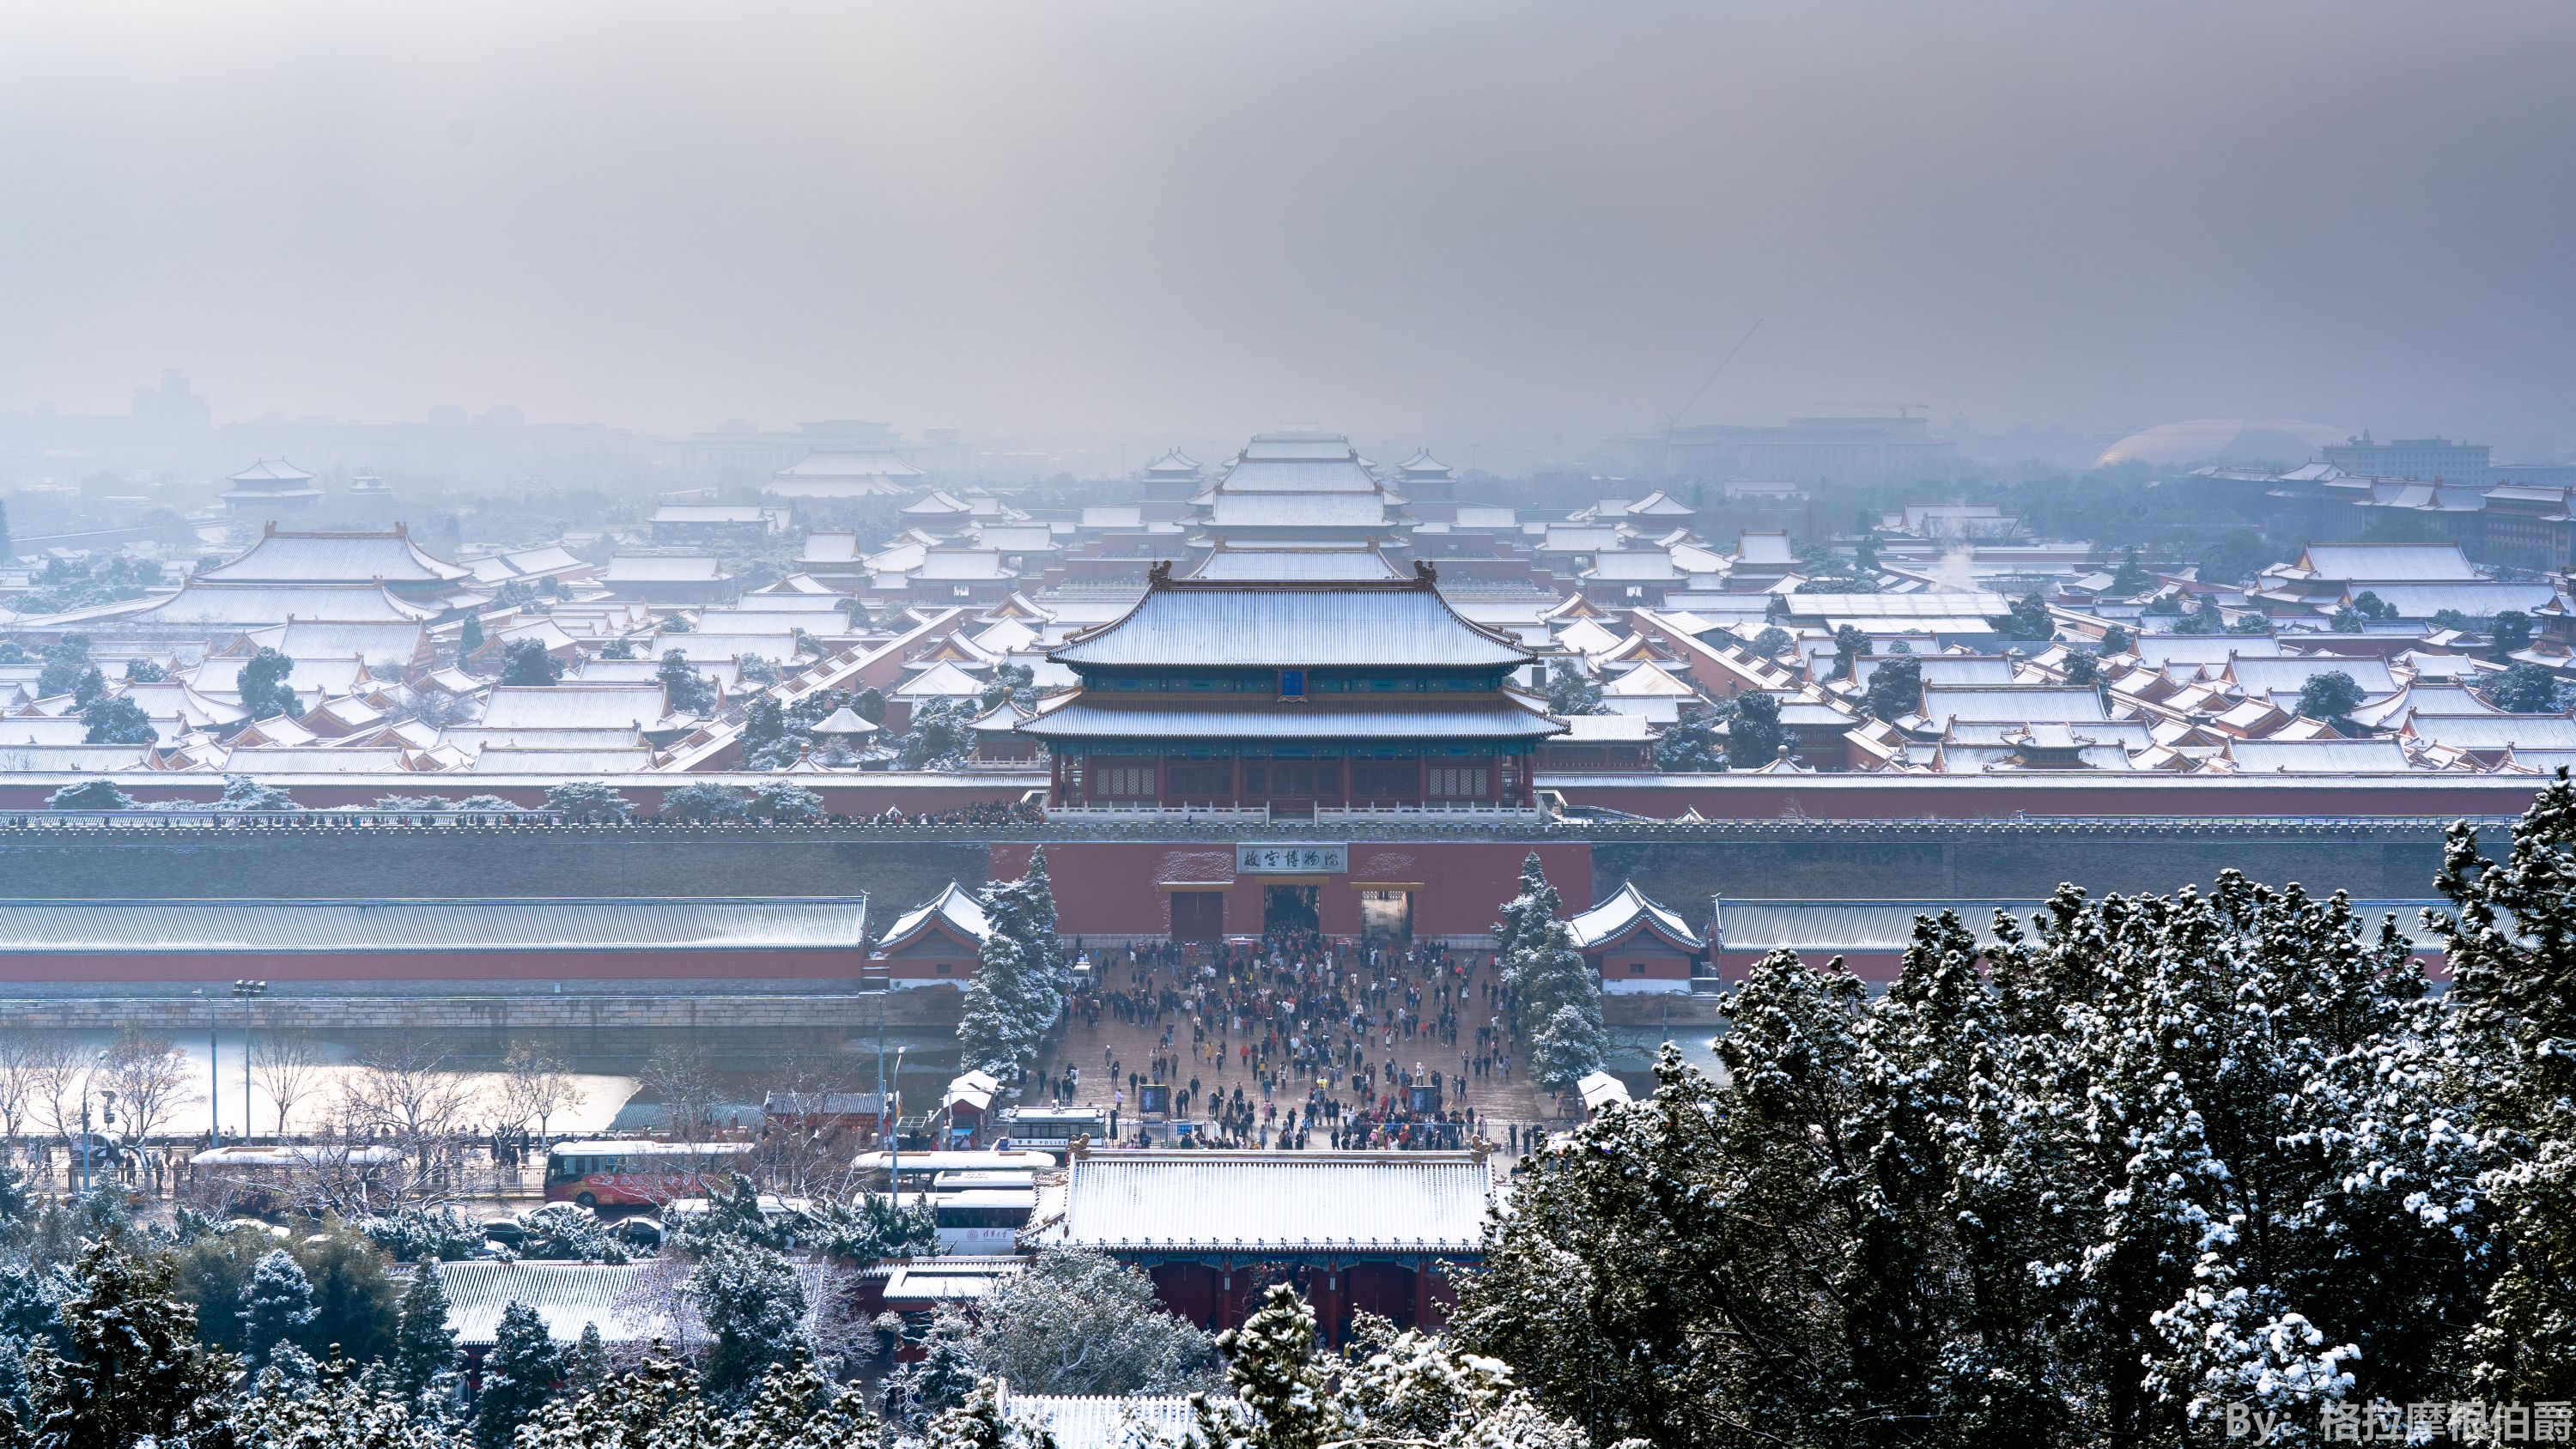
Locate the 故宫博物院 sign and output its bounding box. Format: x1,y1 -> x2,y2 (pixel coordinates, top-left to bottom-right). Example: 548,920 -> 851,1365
1236,843 -> 1348,875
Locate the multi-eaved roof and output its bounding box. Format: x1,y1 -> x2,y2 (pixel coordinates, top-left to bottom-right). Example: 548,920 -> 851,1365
1048,566 -> 1532,670
197,524 -> 474,585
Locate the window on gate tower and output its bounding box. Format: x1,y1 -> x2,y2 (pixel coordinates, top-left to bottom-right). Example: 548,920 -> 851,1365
1427,765 -> 1490,799
1094,763 -> 1157,798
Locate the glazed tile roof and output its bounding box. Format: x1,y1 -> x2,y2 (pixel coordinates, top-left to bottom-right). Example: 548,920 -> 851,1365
1052,578 -> 1529,669
1565,881 -> 1703,950
1017,694 -> 1562,742
198,529 -> 472,585
0,897 -> 869,955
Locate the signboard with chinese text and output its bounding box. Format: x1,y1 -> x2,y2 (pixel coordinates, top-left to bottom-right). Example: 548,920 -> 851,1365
1235,843 -> 1348,875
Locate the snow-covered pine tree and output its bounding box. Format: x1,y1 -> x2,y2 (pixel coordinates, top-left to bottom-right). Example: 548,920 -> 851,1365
2435,767 -> 2576,1399
684,1239 -> 811,1403
965,1248 -> 1217,1396
1205,1284 -> 1336,1449
239,1247 -> 319,1372
389,1263 -> 462,1405
888,1305 -> 981,1428
1491,852 -> 1564,965
17,1242 -> 236,1448
473,1300 -> 563,1448
1506,919 -> 1606,1091
512,1349 -> 714,1449
959,862 -> 1066,1076
921,1377 -> 1037,1449
563,1321 -> 611,1397
234,1354 -> 464,1449
1339,1326 -> 1591,1449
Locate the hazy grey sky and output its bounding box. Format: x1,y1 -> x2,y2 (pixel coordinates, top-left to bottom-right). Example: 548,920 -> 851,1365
3,2 -> 2570,446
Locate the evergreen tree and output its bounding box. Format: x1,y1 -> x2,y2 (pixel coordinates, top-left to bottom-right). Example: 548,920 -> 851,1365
1830,624 -> 1867,679
15,1241 -> 236,1448
958,858 -> 1066,1076
659,781 -> 750,822
921,1378 -> 1044,1449
685,1239 -> 808,1402
2004,591 -> 2054,641
2490,608 -> 2537,661
233,1354 -> 459,1449
2100,622 -> 2133,654
1725,690 -> 1783,768
1461,872 -> 2480,1449
2294,669 -> 2364,725
1543,661 -> 1606,717
744,779 -> 823,821
544,779 -> 634,823
563,1322 -> 610,1397
888,1306 -> 981,1428
78,694 -> 157,745
33,635 -> 92,699
2482,661 -> 2566,713
474,1300 -> 563,1448
459,614 -> 486,658
1491,852 -> 1564,967
1505,920 -> 1607,1091
966,1249 -> 1216,1395
740,695 -> 797,768
2435,769 -> 2576,1397
1862,653 -> 1922,719
500,639 -> 564,686
214,773 -> 301,810
1651,711 -> 1725,772
1202,1284 -> 1334,1449
46,779 -> 134,810
657,651 -> 718,715
237,646 -> 304,718
389,1264 -> 460,1404
240,1247 -> 319,1372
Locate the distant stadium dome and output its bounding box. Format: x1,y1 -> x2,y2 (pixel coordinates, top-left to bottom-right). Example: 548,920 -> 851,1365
2094,418 -> 2345,469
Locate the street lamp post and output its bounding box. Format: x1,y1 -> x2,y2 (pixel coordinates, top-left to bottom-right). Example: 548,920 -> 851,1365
233,981 -> 267,1142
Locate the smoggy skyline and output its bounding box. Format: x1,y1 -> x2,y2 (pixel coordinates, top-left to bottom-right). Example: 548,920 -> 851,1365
2,2 -> 2570,449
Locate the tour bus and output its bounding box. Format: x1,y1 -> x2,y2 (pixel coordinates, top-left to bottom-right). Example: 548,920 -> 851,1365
992,1106 -> 1108,1150
189,1144 -> 408,1215
850,1148 -> 1057,1191
544,1141 -> 757,1210
929,1185 -> 1039,1254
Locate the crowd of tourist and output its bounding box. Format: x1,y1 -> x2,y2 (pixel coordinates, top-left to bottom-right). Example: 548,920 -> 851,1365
1042,930 -> 1543,1152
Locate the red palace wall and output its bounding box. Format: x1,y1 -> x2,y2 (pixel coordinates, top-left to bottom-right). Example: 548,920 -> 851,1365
992,840 -> 1591,943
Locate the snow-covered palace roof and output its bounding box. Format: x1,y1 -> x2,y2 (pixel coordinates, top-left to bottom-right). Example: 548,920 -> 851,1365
875,881 -> 991,951
1564,881 -> 1704,952
1040,1150 -> 1495,1256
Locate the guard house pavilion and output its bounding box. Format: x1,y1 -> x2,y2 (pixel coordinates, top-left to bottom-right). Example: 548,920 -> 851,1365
1018,561 -> 1561,815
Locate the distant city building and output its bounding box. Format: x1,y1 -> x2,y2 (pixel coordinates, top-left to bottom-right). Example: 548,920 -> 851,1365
2323,433 -> 2492,487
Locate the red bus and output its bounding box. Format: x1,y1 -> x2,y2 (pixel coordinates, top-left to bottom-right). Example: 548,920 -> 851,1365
543,1141 -> 756,1210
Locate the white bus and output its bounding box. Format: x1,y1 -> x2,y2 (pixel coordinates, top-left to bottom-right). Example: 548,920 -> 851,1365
851,1149 -> 1057,1190
932,1186 -> 1039,1254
